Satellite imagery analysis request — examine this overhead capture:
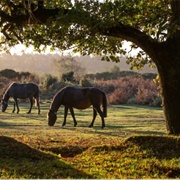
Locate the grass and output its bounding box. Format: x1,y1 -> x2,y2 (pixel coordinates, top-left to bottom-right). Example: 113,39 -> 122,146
0,102 -> 180,179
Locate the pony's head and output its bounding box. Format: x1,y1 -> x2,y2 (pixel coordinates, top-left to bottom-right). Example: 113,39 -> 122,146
47,109 -> 57,126
1,100 -> 8,112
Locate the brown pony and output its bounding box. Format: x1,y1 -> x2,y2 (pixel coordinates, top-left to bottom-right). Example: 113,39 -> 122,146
1,82 -> 40,114
47,86 -> 107,128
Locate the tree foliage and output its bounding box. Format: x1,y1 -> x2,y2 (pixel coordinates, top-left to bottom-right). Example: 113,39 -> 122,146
0,0 -> 175,66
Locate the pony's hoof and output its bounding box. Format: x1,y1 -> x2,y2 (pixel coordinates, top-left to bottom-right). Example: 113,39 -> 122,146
89,125 -> 93,128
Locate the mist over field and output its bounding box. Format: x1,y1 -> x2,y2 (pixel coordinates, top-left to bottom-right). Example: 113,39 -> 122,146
0,53 -> 157,76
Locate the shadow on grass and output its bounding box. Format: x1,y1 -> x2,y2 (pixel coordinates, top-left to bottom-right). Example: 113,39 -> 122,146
90,128 -> 165,138
0,113 -> 47,129
109,105 -> 134,109
0,121 -> 44,130
126,136 -> 180,159
42,146 -> 88,158
0,136 -> 93,179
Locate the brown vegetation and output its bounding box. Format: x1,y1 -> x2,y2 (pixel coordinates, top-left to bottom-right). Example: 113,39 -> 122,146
0,69 -> 160,106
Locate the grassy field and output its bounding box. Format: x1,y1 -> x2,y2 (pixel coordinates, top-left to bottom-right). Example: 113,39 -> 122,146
0,102 -> 180,179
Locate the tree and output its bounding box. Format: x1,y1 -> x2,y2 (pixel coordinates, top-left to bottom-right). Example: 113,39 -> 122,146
54,55 -> 86,79
111,65 -> 120,74
61,71 -> 76,83
0,69 -> 19,79
0,0 -> 180,134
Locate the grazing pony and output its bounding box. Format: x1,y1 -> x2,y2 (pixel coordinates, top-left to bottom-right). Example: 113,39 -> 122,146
1,82 -> 40,114
47,86 -> 107,128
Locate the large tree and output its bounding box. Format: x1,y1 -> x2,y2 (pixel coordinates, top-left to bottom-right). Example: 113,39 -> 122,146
0,0 -> 180,134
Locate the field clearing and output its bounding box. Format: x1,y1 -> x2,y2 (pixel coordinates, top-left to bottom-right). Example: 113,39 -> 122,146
0,102 -> 165,137
0,102 -> 180,179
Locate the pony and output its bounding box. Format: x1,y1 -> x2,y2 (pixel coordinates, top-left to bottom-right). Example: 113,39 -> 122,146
1,82 -> 40,114
47,86 -> 107,128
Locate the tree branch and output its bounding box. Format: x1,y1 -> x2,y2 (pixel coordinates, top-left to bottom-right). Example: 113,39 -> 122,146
102,23 -> 158,61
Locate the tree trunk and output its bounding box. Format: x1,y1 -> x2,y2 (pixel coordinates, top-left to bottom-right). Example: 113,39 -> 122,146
156,40 -> 180,135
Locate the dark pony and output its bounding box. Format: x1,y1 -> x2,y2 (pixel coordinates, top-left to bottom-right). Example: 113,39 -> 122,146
1,82 -> 40,114
47,86 -> 107,128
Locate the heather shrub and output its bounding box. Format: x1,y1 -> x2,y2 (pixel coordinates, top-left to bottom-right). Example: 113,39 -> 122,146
93,76 -> 161,106
135,79 -> 159,105
108,87 -> 131,104
95,79 -> 115,94
107,77 -> 140,104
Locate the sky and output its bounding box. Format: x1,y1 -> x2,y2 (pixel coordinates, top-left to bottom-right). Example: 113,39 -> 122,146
9,41 -> 139,58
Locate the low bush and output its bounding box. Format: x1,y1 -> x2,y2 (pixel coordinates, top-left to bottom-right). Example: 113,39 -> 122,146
80,78 -> 92,87
93,76 -> 161,106
40,74 -> 58,90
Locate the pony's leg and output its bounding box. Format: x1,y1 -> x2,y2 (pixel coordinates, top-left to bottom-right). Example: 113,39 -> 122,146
62,106 -> 68,126
69,107 -> 77,127
89,108 -> 97,128
27,98 -> 33,114
13,98 -> 19,113
94,106 -> 105,129
12,102 -> 16,113
35,98 -> 40,115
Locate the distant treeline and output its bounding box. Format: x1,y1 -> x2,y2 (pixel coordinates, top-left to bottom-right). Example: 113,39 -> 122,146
0,69 -> 37,80
86,71 -> 157,80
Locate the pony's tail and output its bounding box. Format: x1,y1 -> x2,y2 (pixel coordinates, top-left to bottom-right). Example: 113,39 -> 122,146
34,89 -> 40,107
102,92 -> 107,117
34,98 -> 39,107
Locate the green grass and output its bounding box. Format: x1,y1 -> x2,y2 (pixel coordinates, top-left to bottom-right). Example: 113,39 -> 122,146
0,102 -> 180,179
